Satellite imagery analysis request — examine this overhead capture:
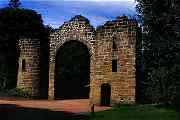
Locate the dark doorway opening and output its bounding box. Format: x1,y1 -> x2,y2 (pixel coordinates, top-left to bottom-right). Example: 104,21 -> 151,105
55,40 -> 90,99
101,83 -> 111,106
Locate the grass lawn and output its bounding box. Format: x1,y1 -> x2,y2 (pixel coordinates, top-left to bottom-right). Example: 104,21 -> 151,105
90,105 -> 178,120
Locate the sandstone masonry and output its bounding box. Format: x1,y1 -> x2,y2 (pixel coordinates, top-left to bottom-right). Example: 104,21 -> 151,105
17,15 -> 137,105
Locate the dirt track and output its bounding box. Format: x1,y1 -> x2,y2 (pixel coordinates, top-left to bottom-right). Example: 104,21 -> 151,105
0,99 -> 111,114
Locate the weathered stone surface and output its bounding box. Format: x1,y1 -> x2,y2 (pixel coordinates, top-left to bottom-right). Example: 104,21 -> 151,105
90,16 -> 137,105
17,38 -> 40,97
17,15 -> 137,105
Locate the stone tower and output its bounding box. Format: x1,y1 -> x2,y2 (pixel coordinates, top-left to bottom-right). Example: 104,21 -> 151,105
17,38 -> 41,97
90,16 -> 137,105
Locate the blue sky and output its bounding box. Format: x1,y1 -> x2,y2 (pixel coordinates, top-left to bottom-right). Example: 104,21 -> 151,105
0,0 -> 137,28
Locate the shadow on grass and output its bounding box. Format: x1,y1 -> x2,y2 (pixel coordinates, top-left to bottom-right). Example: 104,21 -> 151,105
0,104 -> 89,120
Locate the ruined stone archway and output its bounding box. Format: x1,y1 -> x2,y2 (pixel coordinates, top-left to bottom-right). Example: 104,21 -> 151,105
47,15 -> 137,105
54,40 -> 90,99
48,15 -> 95,100
17,16 -> 137,105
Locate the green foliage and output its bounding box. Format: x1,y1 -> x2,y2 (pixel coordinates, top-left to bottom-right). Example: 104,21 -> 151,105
6,88 -> 31,98
0,8 -> 45,39
0,56 -> 8,90
0,88 -> 31,98
0,6 -> 48,90
136,0 -> 180,104
145,66 -> 177,104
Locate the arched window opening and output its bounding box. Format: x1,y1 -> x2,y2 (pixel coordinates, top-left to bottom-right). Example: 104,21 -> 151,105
101,83 -> 111,106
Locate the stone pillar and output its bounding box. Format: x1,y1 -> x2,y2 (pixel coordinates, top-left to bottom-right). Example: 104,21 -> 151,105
48,63 -> 55,99
17,38 -> 40,97
48,32 -> 56,100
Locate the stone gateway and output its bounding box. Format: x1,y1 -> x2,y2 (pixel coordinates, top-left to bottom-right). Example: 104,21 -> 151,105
17,15 -> 137,106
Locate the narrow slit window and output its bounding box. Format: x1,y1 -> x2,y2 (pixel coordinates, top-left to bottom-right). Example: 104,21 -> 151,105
112,59 -> 117,72
112,40 -> 117,58
22,59 -> 26,72
113,41 -> 117,50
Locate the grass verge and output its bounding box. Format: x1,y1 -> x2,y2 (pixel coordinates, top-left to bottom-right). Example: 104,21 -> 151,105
90,104 -> 177,120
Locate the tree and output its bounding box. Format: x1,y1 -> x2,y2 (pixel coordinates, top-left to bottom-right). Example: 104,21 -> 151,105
0,7 -> 48,90
8,0 -> 21,8
136,0 -> 179,104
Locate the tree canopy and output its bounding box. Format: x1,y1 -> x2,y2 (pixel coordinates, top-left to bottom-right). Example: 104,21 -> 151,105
136,0 -> 180,105
8,0 -> 21,8
0,5 -> 49,90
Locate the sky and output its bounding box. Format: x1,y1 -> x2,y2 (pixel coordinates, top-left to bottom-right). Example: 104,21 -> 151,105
0,0 -> 137,28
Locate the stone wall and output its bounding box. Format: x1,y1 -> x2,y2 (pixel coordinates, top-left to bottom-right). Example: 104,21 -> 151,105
17,15 -> 137,105
17,38 -> 40,97
48,15 -> 96,99
90,16 -> 137,105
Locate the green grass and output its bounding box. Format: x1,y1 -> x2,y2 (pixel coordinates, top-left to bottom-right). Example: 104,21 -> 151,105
90,105 -> 178,120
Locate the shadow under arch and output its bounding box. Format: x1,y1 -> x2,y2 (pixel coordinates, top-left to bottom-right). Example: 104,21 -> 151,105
54,40 -> 90,99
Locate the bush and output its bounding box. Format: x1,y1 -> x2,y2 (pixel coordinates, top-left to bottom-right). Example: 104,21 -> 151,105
6,88 -> 31,98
